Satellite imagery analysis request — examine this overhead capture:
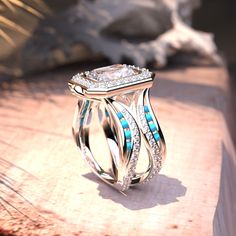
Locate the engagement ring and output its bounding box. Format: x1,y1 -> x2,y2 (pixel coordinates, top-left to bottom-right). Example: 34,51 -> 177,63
68,64 -> 166,192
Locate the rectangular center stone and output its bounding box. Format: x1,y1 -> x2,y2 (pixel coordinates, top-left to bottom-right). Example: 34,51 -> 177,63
90,64 -> 139,82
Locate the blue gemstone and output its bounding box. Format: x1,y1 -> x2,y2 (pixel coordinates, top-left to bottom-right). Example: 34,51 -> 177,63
117,112 -> 124,119
80,118 -> 84,126
121,120 -> 129,129
153,132 -> 160,141
126,142 -> 132,150
82,101 -> 89,116
144,106 -> 149,113
124,130 -> 131,139
145,113 -> 153,122
149,123 -> 157,132
105,109 -> 109,117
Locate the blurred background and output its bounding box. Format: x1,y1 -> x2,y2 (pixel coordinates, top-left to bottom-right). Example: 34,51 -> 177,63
193,0 -> 236,90
0,0 -> 233,77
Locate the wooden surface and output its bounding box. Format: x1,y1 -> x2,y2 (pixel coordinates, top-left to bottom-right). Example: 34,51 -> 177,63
0,66 -> 235,236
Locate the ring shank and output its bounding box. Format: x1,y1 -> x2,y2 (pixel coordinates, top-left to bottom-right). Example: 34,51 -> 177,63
73,89 -> 166,191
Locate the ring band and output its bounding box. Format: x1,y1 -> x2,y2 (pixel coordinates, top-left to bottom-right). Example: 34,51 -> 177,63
68,64 -> 166,191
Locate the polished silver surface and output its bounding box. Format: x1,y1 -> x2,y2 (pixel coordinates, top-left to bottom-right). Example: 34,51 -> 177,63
69,64 -> 166,192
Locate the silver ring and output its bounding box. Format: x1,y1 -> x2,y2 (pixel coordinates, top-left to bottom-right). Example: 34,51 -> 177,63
68,64 -> 166,192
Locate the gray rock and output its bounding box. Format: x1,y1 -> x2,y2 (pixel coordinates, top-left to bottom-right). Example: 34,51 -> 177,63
0,0 -> 222,77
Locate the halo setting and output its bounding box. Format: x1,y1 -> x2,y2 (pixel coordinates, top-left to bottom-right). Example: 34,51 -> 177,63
69,64 -> 154,97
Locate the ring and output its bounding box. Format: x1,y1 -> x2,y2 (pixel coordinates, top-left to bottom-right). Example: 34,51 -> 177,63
68,64 -> 166,192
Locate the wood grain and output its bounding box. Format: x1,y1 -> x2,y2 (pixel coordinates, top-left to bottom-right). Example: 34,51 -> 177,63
0,66 -> 234,236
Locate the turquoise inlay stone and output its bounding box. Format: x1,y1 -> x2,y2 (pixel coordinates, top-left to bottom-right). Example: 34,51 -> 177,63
149,122 -> 157,132
80,117 -> 84,126
145,113 -> 153,122
121,120 -> 129,129
144,106 -> 149,113
154,132 -> 160,141
124,130 -> 131,139
105,109 -> 109,117
117,112 -> 124,119
126,142 -> 132,150
82,101 -> 89,116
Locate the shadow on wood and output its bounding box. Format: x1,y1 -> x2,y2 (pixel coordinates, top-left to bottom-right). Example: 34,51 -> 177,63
83,173 -> 187,210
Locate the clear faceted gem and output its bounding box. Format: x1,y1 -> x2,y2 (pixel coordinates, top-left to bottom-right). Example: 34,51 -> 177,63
90,64 -> 139,82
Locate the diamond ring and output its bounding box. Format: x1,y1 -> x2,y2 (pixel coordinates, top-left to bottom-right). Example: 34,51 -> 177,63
68,64 -> 166,192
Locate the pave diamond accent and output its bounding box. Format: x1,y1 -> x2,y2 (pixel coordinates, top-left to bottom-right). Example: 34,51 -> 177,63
138,105 -> 162,183
71,64 -> 153,92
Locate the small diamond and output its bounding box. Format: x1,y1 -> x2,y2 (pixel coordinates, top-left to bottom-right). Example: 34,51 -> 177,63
143,125 -> 149,133
134,143 -> 140,151
146,132 -> 153,140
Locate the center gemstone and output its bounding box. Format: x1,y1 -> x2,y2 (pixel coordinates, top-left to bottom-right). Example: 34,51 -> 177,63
90,64 -> 139,82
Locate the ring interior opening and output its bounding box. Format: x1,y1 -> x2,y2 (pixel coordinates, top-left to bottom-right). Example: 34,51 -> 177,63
86,103 -> 118,184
